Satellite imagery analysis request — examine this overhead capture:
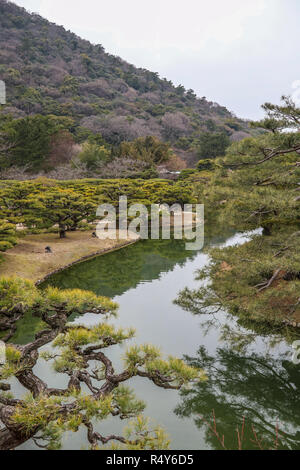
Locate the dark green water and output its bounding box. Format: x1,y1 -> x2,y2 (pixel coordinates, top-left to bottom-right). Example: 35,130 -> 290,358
16,230 -> 300,450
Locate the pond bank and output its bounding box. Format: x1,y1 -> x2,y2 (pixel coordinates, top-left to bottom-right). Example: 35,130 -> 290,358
0,230 -> 139,284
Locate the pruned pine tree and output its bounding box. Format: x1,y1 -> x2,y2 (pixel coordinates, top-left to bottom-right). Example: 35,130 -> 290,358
0,221 -> 17,252
178,96 -> 300,335
24,188 -> 96,238
0,277 -> 206,450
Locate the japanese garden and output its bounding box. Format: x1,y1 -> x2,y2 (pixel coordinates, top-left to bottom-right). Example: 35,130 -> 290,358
0,0 -> 299,452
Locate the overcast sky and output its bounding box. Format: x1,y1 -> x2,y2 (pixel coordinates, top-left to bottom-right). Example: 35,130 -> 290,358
13,0 -> 300,120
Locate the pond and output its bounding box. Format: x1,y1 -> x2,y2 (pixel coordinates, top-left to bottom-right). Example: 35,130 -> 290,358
15,227 -> 300,450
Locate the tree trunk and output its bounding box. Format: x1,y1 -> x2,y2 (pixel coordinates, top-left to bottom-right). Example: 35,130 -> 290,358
0,406 -> 38,450
262,225 -> 272,236
59,224 -> 66,239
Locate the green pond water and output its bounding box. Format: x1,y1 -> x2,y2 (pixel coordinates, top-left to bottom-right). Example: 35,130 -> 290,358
14,228 -> 300,450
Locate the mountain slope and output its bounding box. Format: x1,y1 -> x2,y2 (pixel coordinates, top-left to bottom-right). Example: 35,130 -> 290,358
0,0 -> 252,165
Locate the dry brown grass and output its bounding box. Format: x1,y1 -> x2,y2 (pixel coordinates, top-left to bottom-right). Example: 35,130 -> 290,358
0,231 -> 137,283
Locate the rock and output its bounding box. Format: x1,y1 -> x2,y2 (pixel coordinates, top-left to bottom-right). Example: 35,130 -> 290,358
0,383 -> 11,391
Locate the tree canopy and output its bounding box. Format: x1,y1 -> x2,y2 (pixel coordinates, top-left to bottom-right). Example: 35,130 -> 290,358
196,132 -> 231,159
177,96 -> 300,334
24,187 -> 96,238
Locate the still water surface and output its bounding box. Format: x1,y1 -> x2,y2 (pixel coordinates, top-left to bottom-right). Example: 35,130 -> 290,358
16,229 -> 299,450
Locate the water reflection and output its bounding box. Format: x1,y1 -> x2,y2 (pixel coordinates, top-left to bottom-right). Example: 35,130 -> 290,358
11,225 -> 299,451
175,346 -> 300,450
42,226 -> 235,298
43,239 -> 198,297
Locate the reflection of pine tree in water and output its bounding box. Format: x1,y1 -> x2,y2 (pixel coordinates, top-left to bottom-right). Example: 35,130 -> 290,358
43,224 -> 235,298
43,238 -> 197,298
175,347 -> 300,450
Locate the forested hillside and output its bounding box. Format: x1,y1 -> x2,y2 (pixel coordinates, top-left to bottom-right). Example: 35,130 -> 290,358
0,0 -> 254,173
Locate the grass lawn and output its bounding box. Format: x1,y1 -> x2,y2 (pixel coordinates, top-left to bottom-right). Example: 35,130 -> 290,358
0,230 -> 138,283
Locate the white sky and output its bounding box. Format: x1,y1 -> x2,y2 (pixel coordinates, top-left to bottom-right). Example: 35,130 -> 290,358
13,0 -> 300,119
